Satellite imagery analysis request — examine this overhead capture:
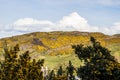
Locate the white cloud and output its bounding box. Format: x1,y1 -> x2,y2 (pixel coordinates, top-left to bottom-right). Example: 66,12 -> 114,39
91,22 -> 120,35
14,18 -> 54,26
13,18 -> 55,32
0,12 -> 120,38
57,12 -> 90,31
110,22 -> 120,34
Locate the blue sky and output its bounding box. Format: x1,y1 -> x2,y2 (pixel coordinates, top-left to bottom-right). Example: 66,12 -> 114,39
0,0 -> 120,38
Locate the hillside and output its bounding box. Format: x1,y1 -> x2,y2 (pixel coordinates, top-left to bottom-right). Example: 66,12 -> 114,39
0,31 -> 120,68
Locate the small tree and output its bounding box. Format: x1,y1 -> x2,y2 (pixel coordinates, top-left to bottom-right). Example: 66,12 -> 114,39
57,66 -> 63,77
48,70 -> 55,80
66,60 -> 75,80
72,37 -> 120,80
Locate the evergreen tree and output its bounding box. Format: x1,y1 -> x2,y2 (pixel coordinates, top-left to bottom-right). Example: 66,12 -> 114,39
72,37 -> 120,80
28,59 -> 44,80
0,44 -> 44,80
57,66 -> 63,77
1,44 -> 20,80
66,61 -> 75,80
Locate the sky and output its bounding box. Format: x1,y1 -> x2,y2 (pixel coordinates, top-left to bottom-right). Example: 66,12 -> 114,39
0,0 -> 120,38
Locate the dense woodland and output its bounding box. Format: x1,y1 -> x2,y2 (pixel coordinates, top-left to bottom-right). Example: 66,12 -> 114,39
0,37 -> 120,80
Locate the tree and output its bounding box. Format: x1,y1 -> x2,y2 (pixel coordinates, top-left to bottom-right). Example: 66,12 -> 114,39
0,44 -> 44,80
48,70 -> 55,80
57,66 -> 63,77
72,37 -> 120,80
0,44 -> 20,80
66,60 -> 75,80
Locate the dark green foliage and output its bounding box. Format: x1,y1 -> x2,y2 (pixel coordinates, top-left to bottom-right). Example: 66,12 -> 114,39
0,44 -> 20,80
48,66 -> 68,80
72,37 -> 120,80
0,44 -> 44,80
48,70 -> 55,80
28,59 -> 44,80
57,66 -> 63,77
66,61 -> 75,80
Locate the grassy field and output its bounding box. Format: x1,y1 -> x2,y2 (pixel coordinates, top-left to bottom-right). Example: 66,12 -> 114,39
38,43 -> 120,69
38,53 -> 82,70
107,43 -> 120,62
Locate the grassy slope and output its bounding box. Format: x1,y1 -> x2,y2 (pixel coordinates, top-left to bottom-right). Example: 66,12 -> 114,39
107,43 -> 120,62
43,53 -> 81,70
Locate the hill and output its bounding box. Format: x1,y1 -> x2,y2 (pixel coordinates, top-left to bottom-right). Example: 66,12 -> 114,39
0,31 -> 120,68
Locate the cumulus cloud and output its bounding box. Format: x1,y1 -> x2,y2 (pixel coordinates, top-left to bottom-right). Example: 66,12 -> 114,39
0,12 -> 120,38
57,12 -> 90,31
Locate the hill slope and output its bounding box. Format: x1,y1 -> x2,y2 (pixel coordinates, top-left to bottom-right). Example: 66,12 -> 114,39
0,31 -> 120,68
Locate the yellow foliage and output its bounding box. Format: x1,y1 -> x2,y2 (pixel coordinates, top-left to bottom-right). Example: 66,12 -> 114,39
0,31 -> 120,56
32,45 -> 46,52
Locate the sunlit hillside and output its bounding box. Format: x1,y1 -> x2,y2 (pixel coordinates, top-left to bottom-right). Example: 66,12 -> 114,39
0,31 -> 120,68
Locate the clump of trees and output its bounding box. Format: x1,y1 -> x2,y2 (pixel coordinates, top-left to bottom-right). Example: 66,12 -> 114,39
72,37 -> 120,80
0,44 -> 44,80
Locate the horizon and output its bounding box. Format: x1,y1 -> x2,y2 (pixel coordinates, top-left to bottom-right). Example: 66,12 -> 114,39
0,0 -> 120,38
0,31 -> 117,39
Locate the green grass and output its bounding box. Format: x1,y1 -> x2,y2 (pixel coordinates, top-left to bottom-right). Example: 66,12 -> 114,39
38,53 -> 81,70
107,43 -> 120,62
107,43 -> 120,53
